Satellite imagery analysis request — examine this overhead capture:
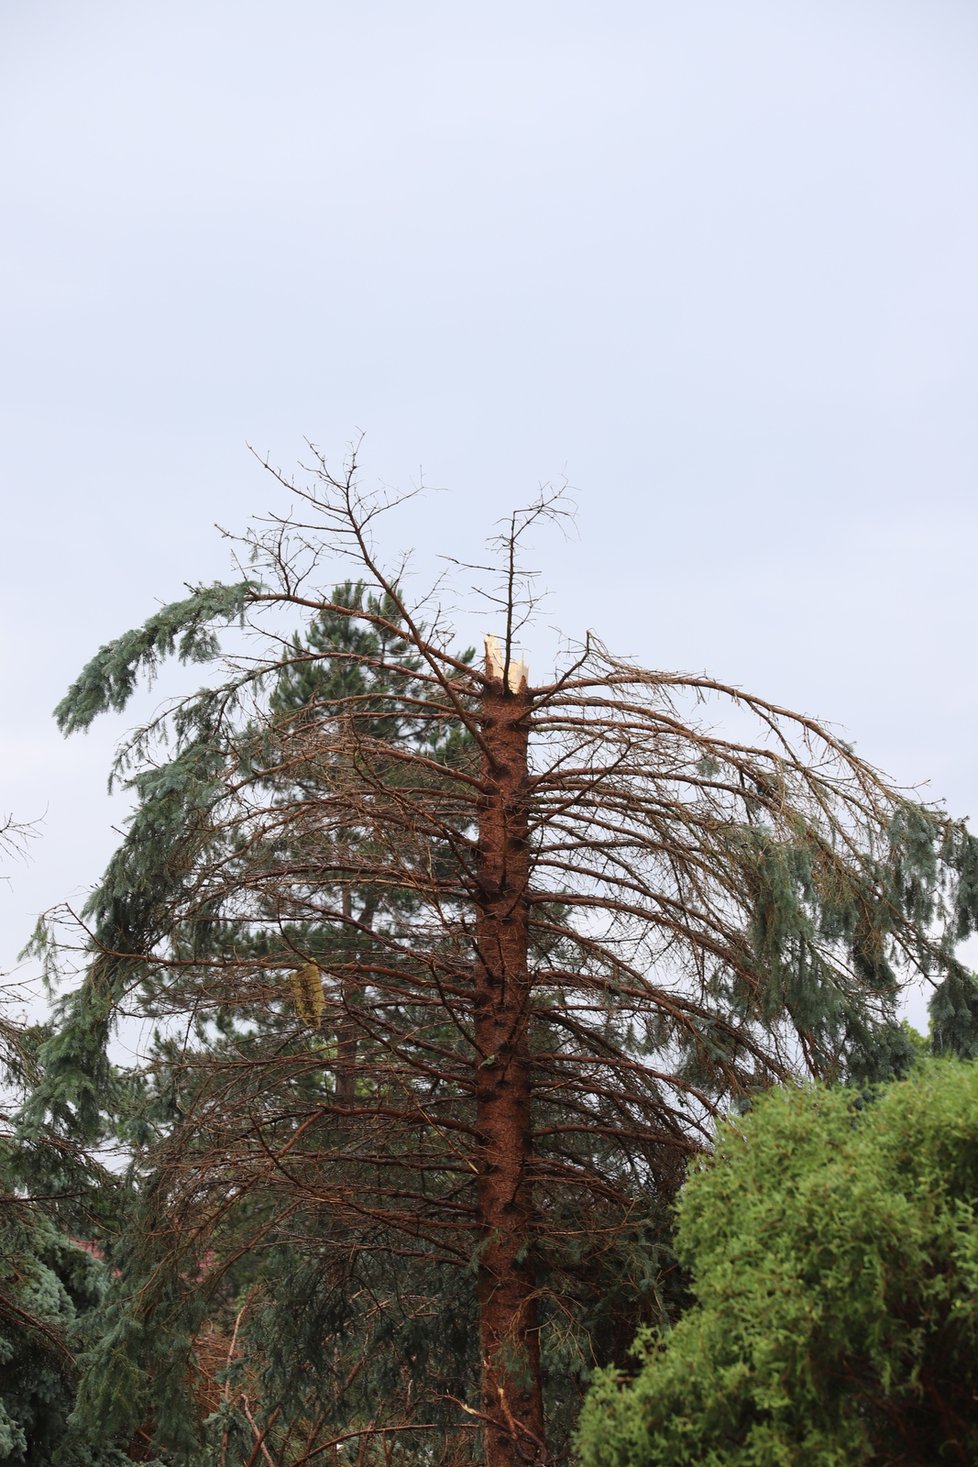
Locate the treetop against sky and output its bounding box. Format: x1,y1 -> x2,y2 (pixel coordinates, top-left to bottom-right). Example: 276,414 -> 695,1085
22,453 -> 978,1465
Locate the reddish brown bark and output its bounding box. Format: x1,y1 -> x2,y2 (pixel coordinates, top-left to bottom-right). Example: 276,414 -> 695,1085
474,664 -> 546,1466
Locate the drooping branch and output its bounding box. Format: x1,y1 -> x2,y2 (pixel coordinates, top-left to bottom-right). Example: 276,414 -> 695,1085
29,453 -> 978,1465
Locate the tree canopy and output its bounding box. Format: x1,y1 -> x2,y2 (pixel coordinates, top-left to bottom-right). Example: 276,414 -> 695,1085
23,450 -> 978,1465
1,991 -> 128,1467
577,1057 -> 978,1466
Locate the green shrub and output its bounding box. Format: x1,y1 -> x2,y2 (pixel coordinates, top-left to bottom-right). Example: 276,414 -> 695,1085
577,1060 -> 978,1465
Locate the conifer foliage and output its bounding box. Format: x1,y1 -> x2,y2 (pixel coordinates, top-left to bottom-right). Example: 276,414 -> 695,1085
1,994 -> 127,1466
29,450 -> 978,1465
0,1187 -> 127,1467
577,1059 -> 978,1466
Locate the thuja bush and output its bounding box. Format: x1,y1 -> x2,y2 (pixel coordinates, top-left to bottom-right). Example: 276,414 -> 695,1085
577,1059 -> 978,1466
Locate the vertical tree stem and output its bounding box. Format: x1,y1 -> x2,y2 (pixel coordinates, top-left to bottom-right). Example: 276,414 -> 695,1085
474,663 -> 546,1465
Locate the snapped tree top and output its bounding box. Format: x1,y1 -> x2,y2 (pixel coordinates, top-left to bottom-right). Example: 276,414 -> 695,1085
27,447 -> 978,1466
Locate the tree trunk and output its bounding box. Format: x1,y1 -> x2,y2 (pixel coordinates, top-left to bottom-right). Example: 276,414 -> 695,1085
335,889 -> 377,1108
474,661 -> 546,1466
336,886 -> 358,1107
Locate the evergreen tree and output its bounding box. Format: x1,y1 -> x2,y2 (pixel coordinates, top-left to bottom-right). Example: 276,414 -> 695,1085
0,1187 -> 130,1467
1,1010 -> 129,1466
577,1059 -> 978,1466
930,966 -> 978,1060
24,453 -> 978,1465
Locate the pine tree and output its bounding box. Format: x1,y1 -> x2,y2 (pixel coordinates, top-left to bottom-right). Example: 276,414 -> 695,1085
25,451 -> 978,1466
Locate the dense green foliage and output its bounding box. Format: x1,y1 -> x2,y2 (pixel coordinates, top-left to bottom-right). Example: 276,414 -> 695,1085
0,1020 -> 129,1467
0,1190 -> 125,1467
577,1059 -> 978,1466
930,967 -> 978,1061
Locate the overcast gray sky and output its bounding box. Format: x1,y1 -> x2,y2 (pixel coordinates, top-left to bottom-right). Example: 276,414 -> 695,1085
2,1 -> 976,1027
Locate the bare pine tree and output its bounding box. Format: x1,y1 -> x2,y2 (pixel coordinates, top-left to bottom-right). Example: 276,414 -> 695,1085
30,450 -> 978,1466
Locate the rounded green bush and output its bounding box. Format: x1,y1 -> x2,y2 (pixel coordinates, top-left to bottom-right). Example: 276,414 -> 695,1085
577,1060 -> 978,1466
